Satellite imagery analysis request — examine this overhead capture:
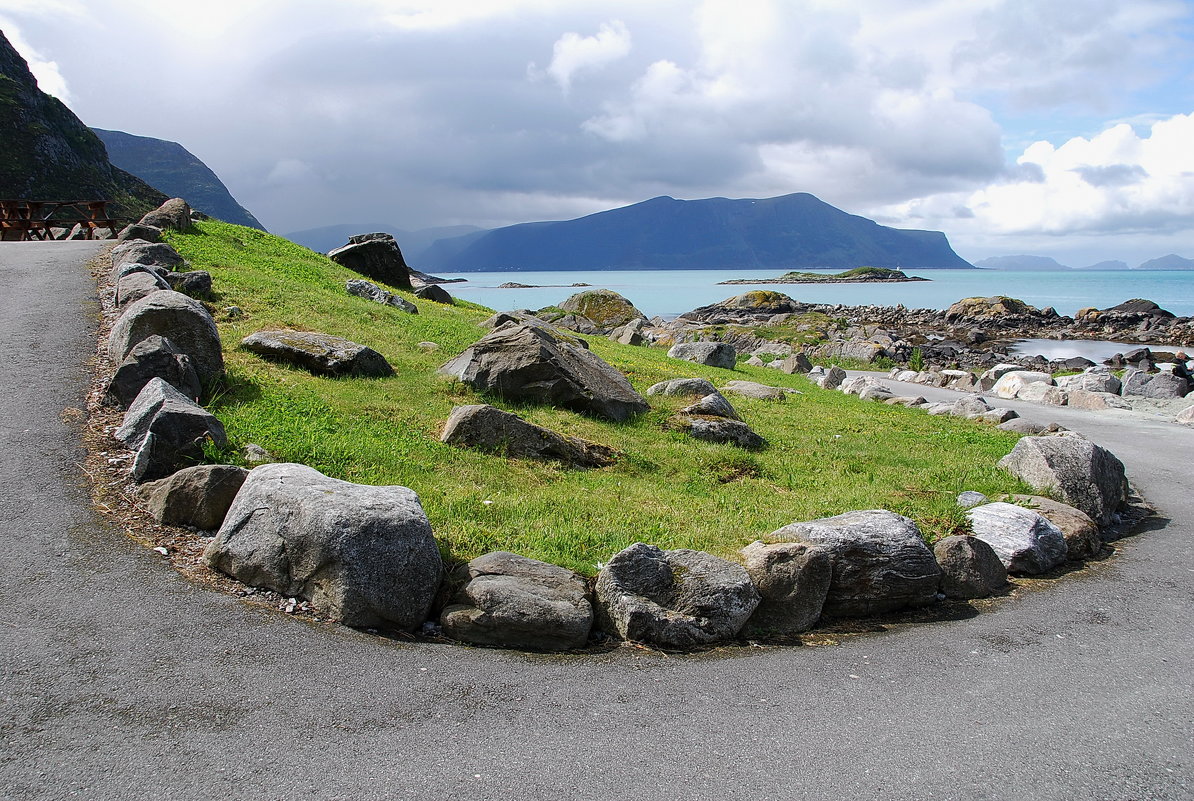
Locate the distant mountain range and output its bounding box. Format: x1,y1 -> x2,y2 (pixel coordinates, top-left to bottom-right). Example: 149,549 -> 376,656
92,128 -> 264,230
284,223 -> 483,258
410,193 -> 974,272
975,254 -> 1194,271
0,31 -> 164,221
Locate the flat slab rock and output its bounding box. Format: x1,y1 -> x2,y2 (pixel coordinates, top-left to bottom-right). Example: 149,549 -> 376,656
441,404 -> 618,468
767,510 -> 941,618
440,552 -> 593,651
721,380 -> 798,401
595,543 -> 760,648
241,330 -> 393,378
440,323 -> 649,422
203,463 -> 442,629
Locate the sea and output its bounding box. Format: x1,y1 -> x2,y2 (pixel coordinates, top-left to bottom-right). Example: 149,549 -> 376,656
437,267 -> 1194,361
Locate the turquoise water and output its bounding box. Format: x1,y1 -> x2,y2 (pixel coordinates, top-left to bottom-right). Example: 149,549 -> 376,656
438,268 -> 1194,319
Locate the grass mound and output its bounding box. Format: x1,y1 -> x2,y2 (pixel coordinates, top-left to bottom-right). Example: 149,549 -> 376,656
166,221 -> 1030,575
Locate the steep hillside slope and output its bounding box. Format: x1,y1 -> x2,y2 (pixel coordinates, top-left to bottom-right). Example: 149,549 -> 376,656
0,31 -> 164,220
93,128 -> 264,230
420,193 -> 974,272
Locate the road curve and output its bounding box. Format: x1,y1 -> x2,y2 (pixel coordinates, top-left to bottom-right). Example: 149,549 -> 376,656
2,242 -> 1191,800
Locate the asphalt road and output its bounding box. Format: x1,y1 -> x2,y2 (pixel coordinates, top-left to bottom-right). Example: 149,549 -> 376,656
2,241 -> 1191,800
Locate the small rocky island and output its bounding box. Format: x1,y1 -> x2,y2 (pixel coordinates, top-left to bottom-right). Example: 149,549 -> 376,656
720,267 -> 928,285
498,281 -> 593,289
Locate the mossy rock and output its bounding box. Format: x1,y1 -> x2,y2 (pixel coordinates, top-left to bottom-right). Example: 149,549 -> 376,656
558,289 -> 646,329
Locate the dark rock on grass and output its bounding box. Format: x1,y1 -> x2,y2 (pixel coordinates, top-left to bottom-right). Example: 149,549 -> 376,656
997,435 -> 1126,526
329,233 -> 412,290
115,269 -> 169,306
241,330 -> 393,378
967,502 -> 1068,574
595,543 -> 759,648
413,284 -> 454,304
667,341 -> 737,370
138,464 -> 249,531
164,270 -> 212,298
768,510 -> 941,618
440,552 -> 593,651
115,378 -> 227,483
646,378 -> 718,398
139,198 -> 193,232
104,335 -> 201,409
933,535 -> 1007,599
1009,495 -> 1103,560
776,352 -> 813,374
109,290 -> 224,386
440,404 -> 618,468
440,323 -> 649,422
203,463 -> 443,629
740,541 -> 832,634
667,415 -> 766,450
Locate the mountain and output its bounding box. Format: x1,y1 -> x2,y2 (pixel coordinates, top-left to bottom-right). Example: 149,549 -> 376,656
92,128 -> 264,230
974,255 -> 1069,270
1076,260 -> 1130,270
1138,254 -> 1194,270
417,193 -> 974,272
284,223 -> 484,259
0,31 -> 165,221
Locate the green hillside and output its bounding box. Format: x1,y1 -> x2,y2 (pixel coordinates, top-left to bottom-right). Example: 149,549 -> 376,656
169,221 -> 1027,574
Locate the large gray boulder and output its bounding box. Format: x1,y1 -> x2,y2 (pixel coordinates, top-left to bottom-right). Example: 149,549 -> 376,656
203,463 -> 443,629
110,240 -> 185,277
1141,372 -> 1191,399
116,223 -> 162,243
595,543 -> 759,648
440,552 -> 593,651
997,435 -> 1127,526
819,365 -> 847,390
646,378 -> 718,397
139,198 -> 193,232
328,233 -> 412,290
766,510 -> 941,618
413,284 -> 454,305
776,352 -> 813,374
439,323 -> 649,422
967,502 -> 1068,574
241,330 -> 393,378
679,392 -> 740,420
104,335 -> 201,409
114,378 -> 227,483
163,270 -> 213,298
667,342 -> 737,370
740,541 -> 833,634
933,535 -> 1007,599
440,404 -> 618,468
108,290 -> 224,386
138,464 -> 249,531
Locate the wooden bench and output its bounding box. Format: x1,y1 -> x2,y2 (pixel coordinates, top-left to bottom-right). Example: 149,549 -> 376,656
0,199 -> 123,241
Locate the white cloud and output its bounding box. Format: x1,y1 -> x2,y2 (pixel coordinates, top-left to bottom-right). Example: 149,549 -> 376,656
0,18 -> 73,102
532,19 -> 632,93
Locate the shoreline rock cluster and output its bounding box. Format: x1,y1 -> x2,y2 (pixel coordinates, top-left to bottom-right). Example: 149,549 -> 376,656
93,221 -> 1152,655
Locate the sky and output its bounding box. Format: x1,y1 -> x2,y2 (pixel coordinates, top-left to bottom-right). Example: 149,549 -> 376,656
2,0 -> 1193,267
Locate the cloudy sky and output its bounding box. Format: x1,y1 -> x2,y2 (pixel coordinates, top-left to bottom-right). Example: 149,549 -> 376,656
2,0 -> 1193,266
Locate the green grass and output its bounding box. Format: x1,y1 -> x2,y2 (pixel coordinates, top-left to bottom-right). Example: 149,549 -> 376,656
166,221 -> 1033,574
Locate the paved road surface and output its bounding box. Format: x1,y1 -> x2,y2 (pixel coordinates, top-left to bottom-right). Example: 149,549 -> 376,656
2,241 -> 1191,800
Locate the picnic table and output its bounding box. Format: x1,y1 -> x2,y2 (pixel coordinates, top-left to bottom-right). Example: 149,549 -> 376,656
0,199 -> 122,241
